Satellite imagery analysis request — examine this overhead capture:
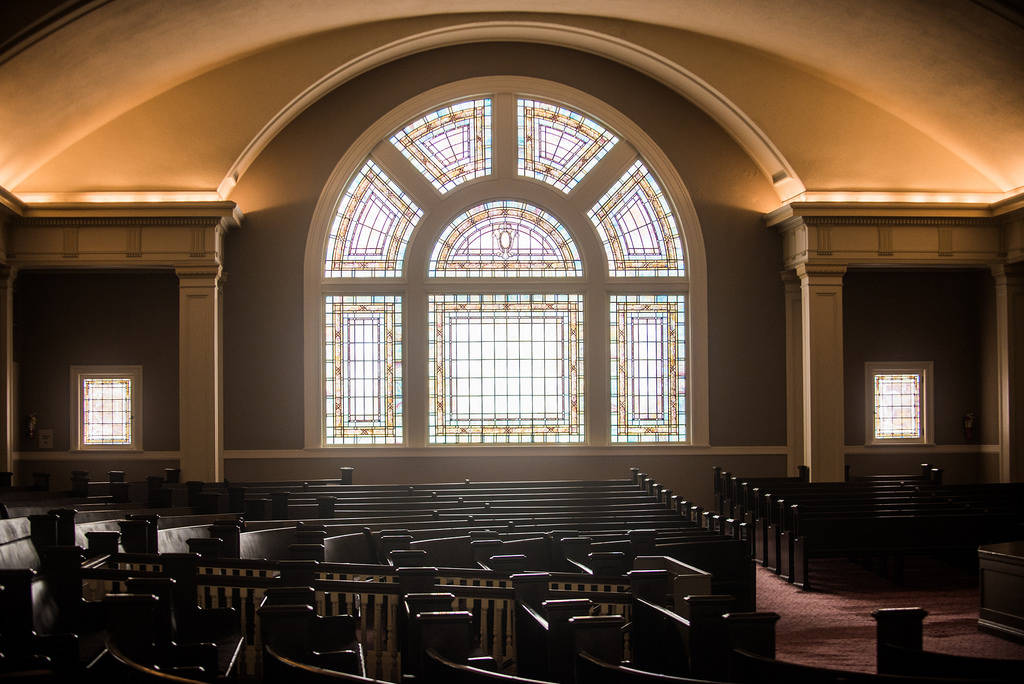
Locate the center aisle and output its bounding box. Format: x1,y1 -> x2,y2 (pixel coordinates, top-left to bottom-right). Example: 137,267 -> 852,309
755,557 -> 1024,672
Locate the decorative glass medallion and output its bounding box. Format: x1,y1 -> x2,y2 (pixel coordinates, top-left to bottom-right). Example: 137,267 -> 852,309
589,160 -> 685,277
873,373 -> 921,439
324,296 -> 403,445
429,294 -> 584,443
390,99 -> 492,193
82,377 -> 133,445
609,295 -> 686,442
517,99 -> 618,193
429,200 -> 582,278
325,160 -> 421,278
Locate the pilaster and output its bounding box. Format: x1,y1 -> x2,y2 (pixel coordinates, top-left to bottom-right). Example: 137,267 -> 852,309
990,263 -> 1024,482
781,270 -> 803,478
176,265 -> 224,482
796,263 -> 847,482
0,263 -> 14,476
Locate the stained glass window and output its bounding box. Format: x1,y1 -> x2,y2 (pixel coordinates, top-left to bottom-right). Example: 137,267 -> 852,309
872,373 -> 922,439
589,160 -> 685,277
610,295 -> 686,442
325,160 -> 422,278
390,99 -> 492,193
82,377 -> 134,445
429,200 -> 582,278
324,296 -> 403,444
72,366 -> 141,450
517,99 -> 618,193
428,294 -> 584,443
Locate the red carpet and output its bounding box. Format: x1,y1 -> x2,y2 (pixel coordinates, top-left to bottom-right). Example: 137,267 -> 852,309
756,556 -> 1024,672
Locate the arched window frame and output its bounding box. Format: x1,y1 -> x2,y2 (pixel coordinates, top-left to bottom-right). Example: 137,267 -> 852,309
303,77 -> 709,454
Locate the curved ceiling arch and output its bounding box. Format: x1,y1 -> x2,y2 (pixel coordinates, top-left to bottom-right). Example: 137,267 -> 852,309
3,2 -> 1021,204
220,21 -> 804,202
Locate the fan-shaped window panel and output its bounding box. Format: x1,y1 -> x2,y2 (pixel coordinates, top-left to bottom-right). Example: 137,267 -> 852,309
324,160 -> 422,278
517,98 -> 618,193
390,99 -> 492,193
429,200 -> 582,278
589,160 -> 685,277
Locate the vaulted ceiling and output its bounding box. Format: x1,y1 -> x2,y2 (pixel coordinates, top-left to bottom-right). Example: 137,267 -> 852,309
2,0 -> 1022,209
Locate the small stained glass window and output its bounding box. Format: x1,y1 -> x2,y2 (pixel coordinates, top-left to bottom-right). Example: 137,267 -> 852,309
390,99 -> 492,193
517,99 -> 618,193
429,200 -> 582,278
83,378 -> 133,445
589,160 -> 684,277
610,295 -> 686,442
866,363 -> 931,444
325,296 -> 403,445
72,366 -> 141,450
429,294 -> 584,444
873,373 -> 922,439
325,160 -> 422,278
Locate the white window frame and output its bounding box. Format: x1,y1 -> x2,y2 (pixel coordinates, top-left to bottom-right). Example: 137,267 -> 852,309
302,77 -> 710,452
865,361 -> 933,446
70,365 -> 143,451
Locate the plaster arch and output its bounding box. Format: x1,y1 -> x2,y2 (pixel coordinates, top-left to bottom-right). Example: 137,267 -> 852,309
223,20 -> 804,203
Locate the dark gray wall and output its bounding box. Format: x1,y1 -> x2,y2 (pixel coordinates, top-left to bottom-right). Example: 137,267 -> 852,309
843,268 -> 997,446
14,270 -> 180,453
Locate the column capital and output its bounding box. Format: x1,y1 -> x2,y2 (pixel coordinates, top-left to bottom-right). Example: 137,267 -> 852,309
175,264 -> 222,287
990,262 -> 1024,287
795,263 -> 846,283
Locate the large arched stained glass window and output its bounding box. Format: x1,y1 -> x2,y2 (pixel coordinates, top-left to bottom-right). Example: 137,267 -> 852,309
318,88 -> 696,448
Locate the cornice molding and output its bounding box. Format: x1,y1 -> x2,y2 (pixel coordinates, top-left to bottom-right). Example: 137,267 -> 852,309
802,215 -> 992,227
0,186 -> 25,217
4,202 -> 239,270
767,200 -> 1018,270
13,216 -> 231,228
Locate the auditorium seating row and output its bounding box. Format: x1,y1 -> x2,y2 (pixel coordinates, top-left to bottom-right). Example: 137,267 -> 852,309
2,466 -> 1020,683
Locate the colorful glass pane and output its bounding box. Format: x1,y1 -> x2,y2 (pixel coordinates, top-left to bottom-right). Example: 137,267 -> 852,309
517,99 -> 618,193
390,99 -> 492,193
324,296 -> 403,444
325,160 -> 421,278
82,377 -> 133,445
429,200 -> 582,278
589,160 -> 684,277
609,295 -> 686,442
873,373 -> 921,439
428,294 -> 584,443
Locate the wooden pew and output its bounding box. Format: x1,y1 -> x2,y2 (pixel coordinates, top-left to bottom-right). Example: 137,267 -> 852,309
873,607 -> 1023,682
263,645 -> 386,683
415,610 -> 553,683
100,640 -> 210,684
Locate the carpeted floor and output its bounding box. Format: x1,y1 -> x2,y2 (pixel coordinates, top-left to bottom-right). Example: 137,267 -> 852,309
756,556 -> 1024,673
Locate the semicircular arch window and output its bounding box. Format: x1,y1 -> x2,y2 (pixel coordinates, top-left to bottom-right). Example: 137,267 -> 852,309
320,92 -> 690,447
429,200 -> 582,278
